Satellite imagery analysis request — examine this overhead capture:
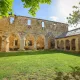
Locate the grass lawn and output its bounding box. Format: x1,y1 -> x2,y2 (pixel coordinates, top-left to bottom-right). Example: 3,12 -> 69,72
0,50 -> 80,80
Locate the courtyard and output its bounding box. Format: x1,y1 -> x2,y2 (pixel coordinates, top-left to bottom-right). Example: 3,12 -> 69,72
0,50 -> 80,80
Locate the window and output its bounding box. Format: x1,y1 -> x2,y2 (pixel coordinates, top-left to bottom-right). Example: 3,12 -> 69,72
10,17 -> 14,24
28,19 -> 31,25
28,40 -> 32,46
42,22 -> 44,27
15,40 -> 18,46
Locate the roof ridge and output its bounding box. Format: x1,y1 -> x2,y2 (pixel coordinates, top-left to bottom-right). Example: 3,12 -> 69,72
68,27 -> 80,32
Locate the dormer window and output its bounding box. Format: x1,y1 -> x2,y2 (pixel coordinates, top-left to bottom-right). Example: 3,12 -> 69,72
10,17 -> 14,24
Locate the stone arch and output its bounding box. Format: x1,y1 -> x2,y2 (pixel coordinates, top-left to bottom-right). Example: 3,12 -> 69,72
0,36 -> 2,51
65,40 -> 70,50
9,33 -> 20,51
60,40 -> 64,50
45,32 -> 55,49
24,34 -> 35,50
48,38 -> 55,49
71,39 -> 76,50
37,35 -> 45,50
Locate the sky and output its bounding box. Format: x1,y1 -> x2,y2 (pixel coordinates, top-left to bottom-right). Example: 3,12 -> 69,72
13,0 -> 80,31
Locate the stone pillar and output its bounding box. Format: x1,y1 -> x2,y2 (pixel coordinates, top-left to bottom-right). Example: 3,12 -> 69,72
70,39 -> 72,51
34,37 -> 37,50
1,36 -> 9,52
1,40 -> 5,52
64,40 -> 66,51
20,37 -> 25,50
59,40 -> 61,50
44,37 -> 48,49
75,38 -> 79,51
55,40 -> 57,49
5,37 -> 9,52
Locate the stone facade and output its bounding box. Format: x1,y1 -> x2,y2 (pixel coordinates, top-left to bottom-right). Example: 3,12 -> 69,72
0,15 -> 68,52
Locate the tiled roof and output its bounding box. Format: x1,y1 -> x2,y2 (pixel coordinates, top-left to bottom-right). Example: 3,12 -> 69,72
56,28 -> 80,39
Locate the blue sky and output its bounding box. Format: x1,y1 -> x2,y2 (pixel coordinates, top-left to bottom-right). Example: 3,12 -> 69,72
13,0 -> 80,30
13,0 -> 59,20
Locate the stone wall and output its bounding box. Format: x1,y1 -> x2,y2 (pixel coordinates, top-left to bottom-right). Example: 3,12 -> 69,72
0,15 -> 68,51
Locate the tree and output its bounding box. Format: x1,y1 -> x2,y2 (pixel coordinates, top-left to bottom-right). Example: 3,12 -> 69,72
0,0 -> 13,17
67,2 -> 80,26
0,0 -> 51,17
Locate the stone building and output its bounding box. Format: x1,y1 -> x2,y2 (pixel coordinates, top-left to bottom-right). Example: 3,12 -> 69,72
0,15 -> 68,52
55,28 -> 80,52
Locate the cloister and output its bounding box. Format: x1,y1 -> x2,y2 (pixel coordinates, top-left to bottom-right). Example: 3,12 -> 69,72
0,33 -> 56,52
55,28 -> 80,52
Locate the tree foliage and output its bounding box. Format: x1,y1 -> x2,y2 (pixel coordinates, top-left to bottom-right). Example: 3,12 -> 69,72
0,0 -> 51,17
22,0 -> 51,16
67,2 -> 80,25
0,0 -> 14,17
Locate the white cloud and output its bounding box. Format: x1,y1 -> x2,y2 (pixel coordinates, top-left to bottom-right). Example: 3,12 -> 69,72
57,0 -> 80,30
50,16 -> 58,21
58,0 -> 79,17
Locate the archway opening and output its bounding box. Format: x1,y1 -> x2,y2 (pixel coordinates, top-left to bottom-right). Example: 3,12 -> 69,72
60,40 -> 64,50
24,34 -> 34,50
71,39 -> 76,50
0,36 -> 2,51
48,38 -> 55,49
9,34 -> 20,51
66,40 -> 70,50
37,35 -> 44,50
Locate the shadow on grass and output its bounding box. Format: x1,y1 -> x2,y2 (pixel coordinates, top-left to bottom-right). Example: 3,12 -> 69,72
0,50 -> 80,58
54,66 -> 80,80
4,66 -> 80,80
57,50 -> 80,57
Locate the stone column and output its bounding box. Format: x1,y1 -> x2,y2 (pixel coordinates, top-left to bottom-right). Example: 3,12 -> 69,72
55,40 -> 57,49
70,39 -> 72,51
1,36 -> 8,52
64,40 -> 66,51
20,37 -> 25,50
59,40 -> 61,50
34,37 -> 37,50
75,38 -> 79,51
1,40 -> 5,52
44,37 -> 48,49
5,37 -> 9,52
